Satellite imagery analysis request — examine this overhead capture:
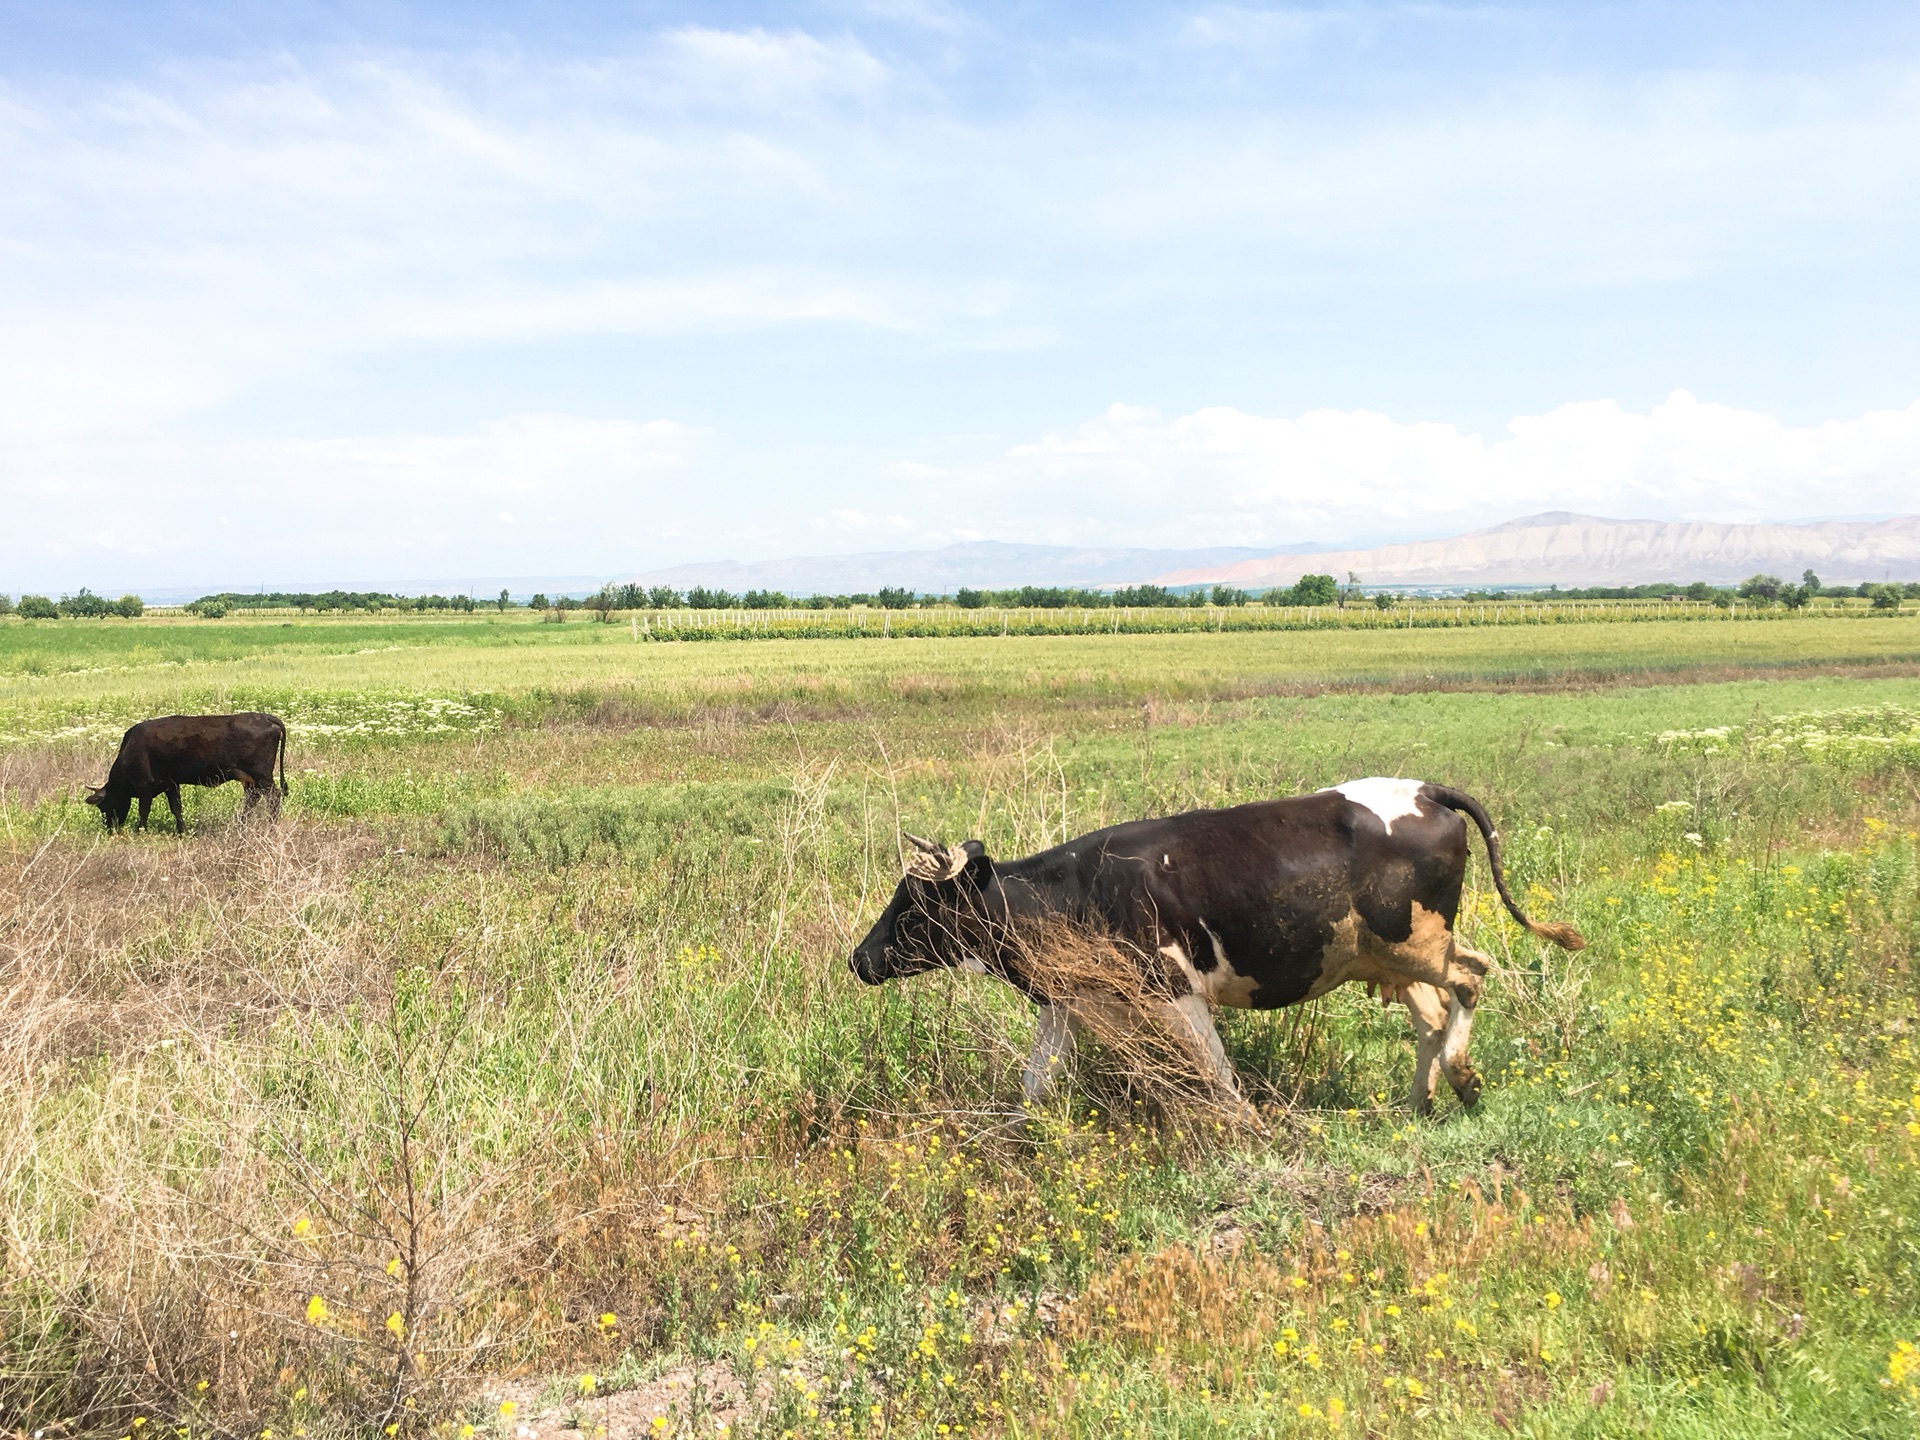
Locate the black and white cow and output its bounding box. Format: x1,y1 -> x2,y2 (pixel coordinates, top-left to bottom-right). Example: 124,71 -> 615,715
849,779 -> 1584,1115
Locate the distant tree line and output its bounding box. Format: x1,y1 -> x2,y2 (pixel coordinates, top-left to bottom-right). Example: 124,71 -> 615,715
1473,572 -> 1920,610
533,585 -> 924,614
0,588 -> 143,618
183,591 -> 480,617
548,582 -> 1289,614
6,569 -> 1914,623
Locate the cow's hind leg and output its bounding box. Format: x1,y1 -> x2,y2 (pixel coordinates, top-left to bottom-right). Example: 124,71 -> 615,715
1402,983 -> 1449,1116
241,779 -> 261,816
164,787 -> 185,835
1022,1006 -> 1076,1104
1440,946 -> 1493,1109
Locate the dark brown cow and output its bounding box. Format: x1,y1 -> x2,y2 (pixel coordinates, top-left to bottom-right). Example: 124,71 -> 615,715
85,713 -> 288,833
850,778 -> 1585,1115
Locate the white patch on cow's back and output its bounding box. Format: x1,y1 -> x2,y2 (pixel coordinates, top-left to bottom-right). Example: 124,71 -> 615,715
1331,776 -> 1426,832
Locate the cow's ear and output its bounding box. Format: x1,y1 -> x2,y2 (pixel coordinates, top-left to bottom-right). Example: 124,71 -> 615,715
960,840 -> 993,885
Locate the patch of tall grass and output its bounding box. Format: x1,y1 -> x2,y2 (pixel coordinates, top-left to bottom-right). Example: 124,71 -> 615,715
2,627 -> 1919,1437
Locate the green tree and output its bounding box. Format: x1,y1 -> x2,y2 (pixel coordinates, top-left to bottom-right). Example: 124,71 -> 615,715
875,586 -> 914,609
57,588 -> 113,618
17,594 -> 56,619
114,594 -> 144,617
1209,584 -> 1249,607
1294,573 -> 1339,606
1738,573 -> 1783,603
497,588 -> 510,610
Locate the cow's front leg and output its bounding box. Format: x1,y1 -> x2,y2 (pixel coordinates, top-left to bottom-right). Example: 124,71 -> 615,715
1164,995 -> 1259,1124
1022,1005 -> 1075,1104
164,787 -> 185,835
135,795 -> 152,831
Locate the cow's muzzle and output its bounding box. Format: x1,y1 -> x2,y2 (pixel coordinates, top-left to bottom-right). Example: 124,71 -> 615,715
849,947 -> 889,986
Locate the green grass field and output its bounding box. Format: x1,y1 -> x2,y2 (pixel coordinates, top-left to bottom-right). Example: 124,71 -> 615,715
2,612 -> 1918,1439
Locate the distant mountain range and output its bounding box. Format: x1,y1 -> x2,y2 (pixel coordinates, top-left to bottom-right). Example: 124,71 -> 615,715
1155,513 -> 1920,590
617,539 -> 1316,594
127,513 -> 1920,602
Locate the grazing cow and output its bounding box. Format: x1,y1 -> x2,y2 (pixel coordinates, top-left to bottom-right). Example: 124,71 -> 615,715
84,712 -> 289,834
849,779 -> 1585,1115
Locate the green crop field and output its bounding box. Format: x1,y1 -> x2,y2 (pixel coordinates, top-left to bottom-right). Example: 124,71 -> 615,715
3,611 -> 1919,1439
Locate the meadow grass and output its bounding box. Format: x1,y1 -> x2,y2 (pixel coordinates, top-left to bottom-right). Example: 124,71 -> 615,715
0,616 -> 1917,1438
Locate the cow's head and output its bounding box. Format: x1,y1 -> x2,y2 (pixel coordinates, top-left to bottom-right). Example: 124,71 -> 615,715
82,784 -> 128,829
850,834 -> 1001,984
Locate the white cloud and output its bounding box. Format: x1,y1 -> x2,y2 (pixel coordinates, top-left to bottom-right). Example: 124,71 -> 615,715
1,414 -> 706,583
657,27 -> 891,107
4,390 -> 1918,590
904,391 -> 1920,547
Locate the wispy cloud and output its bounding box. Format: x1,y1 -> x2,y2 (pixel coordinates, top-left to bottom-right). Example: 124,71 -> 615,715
878,392 -> 1920,549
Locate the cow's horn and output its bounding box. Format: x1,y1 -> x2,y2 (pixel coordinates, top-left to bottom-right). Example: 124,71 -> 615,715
902,831 -> 943,854
902,836 -> 968,882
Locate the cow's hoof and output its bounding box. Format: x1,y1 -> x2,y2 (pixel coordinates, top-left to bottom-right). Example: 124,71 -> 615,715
1231,1101 -> 1270,1137
1453,1071 -> 1483,1110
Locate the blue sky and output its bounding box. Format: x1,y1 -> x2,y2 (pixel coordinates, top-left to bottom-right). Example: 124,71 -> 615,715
5,1 -> 1920,590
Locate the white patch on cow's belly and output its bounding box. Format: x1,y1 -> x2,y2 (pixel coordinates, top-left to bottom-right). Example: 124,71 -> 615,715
1330,776 -> 1426,832
1159,941 -> 1203,992
1162,928 -> 1260,1009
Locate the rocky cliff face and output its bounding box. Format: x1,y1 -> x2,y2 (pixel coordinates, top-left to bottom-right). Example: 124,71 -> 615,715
1155,513 -> 1920,589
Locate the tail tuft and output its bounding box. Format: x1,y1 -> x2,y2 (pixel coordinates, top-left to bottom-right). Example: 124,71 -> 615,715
1527,919 -> 1586,952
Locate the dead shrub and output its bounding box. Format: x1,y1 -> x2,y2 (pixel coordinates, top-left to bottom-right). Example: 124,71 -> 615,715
995,919 -> 1261,1124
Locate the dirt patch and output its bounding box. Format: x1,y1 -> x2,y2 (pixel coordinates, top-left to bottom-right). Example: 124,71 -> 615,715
486,1362 -> 754,1438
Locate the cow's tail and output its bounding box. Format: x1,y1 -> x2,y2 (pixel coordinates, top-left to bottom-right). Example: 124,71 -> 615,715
1423,784 -> 1585,951
276,722 -> 289,796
